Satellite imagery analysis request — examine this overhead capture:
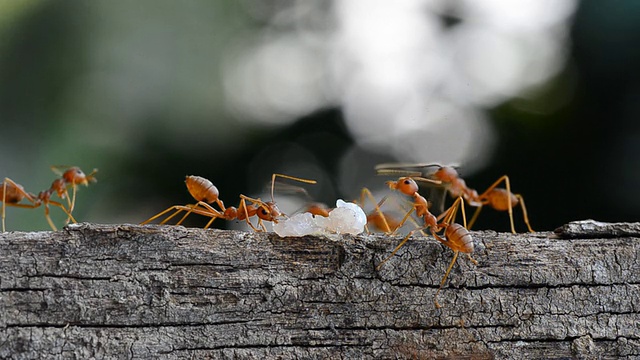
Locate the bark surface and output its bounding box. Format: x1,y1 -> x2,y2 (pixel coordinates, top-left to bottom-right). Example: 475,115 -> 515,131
1,220 -> 639,359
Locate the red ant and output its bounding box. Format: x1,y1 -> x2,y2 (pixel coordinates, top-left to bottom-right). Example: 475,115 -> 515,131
1,166 -> 98,231
376,163 -> 533,233
359,174 -> 443,234
374,176 -> 476,308
141,173 -> 316,231
357,189 -> 409,234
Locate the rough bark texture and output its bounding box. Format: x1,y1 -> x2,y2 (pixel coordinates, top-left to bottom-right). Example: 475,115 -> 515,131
0,221 -> 639,359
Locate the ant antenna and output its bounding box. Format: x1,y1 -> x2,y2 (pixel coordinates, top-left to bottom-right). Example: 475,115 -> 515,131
270,174 -> 317,203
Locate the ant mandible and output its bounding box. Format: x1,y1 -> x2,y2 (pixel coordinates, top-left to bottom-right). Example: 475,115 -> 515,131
1,166 -> 97,231
376,163 -> 534,234
141,173 -> 316,231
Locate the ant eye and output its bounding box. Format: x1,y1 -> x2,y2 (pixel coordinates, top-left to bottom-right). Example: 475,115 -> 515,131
403,179 -> 411,185
261,209 -> 268,215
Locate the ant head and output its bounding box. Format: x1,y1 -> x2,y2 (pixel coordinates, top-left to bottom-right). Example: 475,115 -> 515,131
63,167 -> 97,186
256,202 -> 281,221
388,177 -> 419,196
306,202 -> 330,217
434,166 -> 458,182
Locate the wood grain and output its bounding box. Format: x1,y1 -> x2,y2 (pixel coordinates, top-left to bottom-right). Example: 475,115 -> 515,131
0,221 -> 638,359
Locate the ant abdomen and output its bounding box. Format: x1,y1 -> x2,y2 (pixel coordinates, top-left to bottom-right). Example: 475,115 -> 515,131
185,175 -> 220,204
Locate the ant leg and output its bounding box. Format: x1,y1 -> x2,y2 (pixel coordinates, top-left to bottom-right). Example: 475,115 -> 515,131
175,207 -> 194,225
160,208 -> 187,225
171,205 -> 222,227
141,203 -> 219,226
2,180 -> 6,232
436,198 -> 469,226
502,175 -> 515,234
66,185 -> 77,224
467,206 -> 483,230
258,218 -> 267,232
434,250 -> 459,308
203,216 -> 217,229
437,197 -> 464,226
395,207 -> 418,234
238,198 -> 261,232
175,201 -> 221,226
516,194 -> 534,233
47,200 -> 78,227
141,206 -> 185,225
376,227 -> 426,270
479,175 -> 515,233
42,204 -> 57,231
270,173 -> 316,203
387,196 -> 426,234
460,197 -> 467,229
56,187 -> 74,226
2,180 -> 7,232
68,185 -> 76,214
360,188 -> 392,233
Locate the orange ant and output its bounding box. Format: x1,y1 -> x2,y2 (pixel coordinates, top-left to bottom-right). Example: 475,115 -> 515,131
374,176 -> 476,307
50,166 -> 98,216
1,166 -> 97,231
360,176 -> 443,234
357,190 -> 407,234
141,173 -> 316,231
376,163 -> 533,234
366,209 -> 403,234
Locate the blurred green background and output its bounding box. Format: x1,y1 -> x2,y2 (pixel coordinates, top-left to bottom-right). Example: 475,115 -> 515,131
1,0 -> 638,232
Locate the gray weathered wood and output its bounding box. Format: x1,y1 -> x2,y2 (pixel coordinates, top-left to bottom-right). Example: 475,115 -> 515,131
0,221 -> 639,359
555,219 -> 640,238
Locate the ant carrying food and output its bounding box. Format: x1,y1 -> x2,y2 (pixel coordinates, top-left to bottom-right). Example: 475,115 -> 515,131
1,166 -> 98,231
141,173 -> 316,231
376,163 -> 533,233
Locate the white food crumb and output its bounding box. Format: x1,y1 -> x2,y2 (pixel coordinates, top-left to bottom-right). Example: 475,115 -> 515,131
273,199 -> 367,237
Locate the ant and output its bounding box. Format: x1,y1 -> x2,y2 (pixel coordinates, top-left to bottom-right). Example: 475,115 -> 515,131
361,176 -> 443,234
357,189 -> 410,234
1,166 -> 98,231
374,176 -> 476,308
376,163 -> 534,234
141,173 -> 316,231
51,166 -> 98,216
